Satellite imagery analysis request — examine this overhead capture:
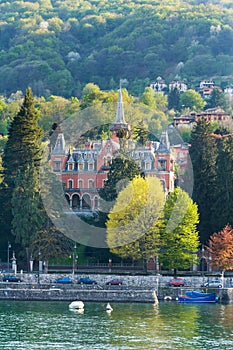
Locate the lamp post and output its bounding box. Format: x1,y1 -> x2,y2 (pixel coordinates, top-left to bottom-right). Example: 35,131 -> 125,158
38,251 -> 41,284
201,245 -> 205,275
12,252 -> 17,274
7,242 -> 11,272
72,243 -> 77,275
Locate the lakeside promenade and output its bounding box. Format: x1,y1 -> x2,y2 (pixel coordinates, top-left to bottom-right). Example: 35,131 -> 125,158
1,274 -> 233,303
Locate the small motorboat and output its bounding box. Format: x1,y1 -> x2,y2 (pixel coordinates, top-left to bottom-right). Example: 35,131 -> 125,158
178,290 -> 219,303
106,303 -> 113,312
185,291 -> 217,299
69,301 -> 84,310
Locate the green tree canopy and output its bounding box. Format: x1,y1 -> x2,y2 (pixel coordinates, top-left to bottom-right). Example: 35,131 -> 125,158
140,87 -> 157,110
99,155 -> 141,203
0,87 -> 44,254
179,89 -> 205,111
159,187 -> 199,274
168,87 -> 180,111
189,120 -> 218,243
206,87 -> 227,109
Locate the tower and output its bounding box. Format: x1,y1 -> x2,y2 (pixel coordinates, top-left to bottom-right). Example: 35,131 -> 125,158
109,85 -> 131,146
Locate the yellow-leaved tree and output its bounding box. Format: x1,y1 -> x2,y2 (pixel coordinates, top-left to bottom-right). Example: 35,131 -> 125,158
106,175 -> 165,261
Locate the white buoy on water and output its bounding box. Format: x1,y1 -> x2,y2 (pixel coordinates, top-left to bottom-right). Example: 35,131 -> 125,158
106,302 -> 113,312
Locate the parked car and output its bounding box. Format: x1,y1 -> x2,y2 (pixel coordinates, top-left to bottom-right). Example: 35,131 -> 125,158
77,277 -> 97,285
54,277 -> 72,284
204,278 -> 222,288
168,278 -> 185,287
3,275 -> 22,282
106,278 -> 123,285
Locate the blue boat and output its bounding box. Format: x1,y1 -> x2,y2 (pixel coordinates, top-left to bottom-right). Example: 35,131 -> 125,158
178,290 -> 219,303
185,291 -> 217,298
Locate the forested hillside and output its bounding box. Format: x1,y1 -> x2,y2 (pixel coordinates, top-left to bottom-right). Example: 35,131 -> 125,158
0,0 -> 233,97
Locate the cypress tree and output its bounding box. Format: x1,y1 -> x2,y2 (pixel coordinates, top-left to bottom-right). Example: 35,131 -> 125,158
214,133 -> 233,231
168,87 -> 180,111
0,87 -> 44,256
99,155 -> 141,203
189,120 -> 218,243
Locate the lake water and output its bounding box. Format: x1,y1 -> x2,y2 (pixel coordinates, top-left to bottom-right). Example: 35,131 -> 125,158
0,300 -> 233,350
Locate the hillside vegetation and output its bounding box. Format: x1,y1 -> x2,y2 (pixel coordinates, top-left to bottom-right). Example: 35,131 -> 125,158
0,0 -> 233,97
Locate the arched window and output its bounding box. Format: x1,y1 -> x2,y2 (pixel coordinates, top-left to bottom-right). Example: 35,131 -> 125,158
78,179 -> 84,188
72,194 -> 80,210
68,180 -> 73,189
82,194 -> 91,210
88,179 -> 94,188
65,194 -> 70,206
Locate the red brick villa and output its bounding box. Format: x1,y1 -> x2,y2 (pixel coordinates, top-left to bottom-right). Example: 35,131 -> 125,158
50,89 -> 186,211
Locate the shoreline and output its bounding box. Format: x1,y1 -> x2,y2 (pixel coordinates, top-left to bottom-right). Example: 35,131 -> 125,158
0,284 -> 232,303
0,286 -> 158,303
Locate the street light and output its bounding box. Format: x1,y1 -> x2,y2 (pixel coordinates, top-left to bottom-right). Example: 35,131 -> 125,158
38,251 -> 41,284
72,243 -> 77,275
7,242 -> 11,272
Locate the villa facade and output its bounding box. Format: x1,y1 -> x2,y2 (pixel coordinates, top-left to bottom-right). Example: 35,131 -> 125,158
50,89 -> 183,211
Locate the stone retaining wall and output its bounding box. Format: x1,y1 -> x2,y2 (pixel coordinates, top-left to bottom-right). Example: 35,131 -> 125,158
0,288 -> 157,303
0,286 -> 232,303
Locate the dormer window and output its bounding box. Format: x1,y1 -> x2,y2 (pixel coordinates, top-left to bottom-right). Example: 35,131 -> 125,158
78,162 -> 84,170
67,155 -> 75,171
88,162 -> 94,171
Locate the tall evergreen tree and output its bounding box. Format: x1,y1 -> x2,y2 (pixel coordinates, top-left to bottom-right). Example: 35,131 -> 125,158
99,155 -> 141,203
214,133 -> 233,231
189,120 -> 218,243
205,87 -> 226,109
87,155 -> 142,230
168,87 -> 180,111
0,87 -> 44,258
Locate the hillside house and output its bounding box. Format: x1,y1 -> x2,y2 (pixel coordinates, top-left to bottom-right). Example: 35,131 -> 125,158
174,107 -> 231,128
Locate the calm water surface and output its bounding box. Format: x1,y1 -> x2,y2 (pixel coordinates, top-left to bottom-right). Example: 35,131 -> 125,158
0,300 -> 233,349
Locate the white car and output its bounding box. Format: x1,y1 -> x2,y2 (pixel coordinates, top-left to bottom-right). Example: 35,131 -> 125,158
204,278 -> 222,288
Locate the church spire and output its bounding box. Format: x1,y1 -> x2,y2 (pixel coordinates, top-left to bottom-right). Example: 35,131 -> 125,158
114,84 -> 126,124
109,82 -> 130,138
